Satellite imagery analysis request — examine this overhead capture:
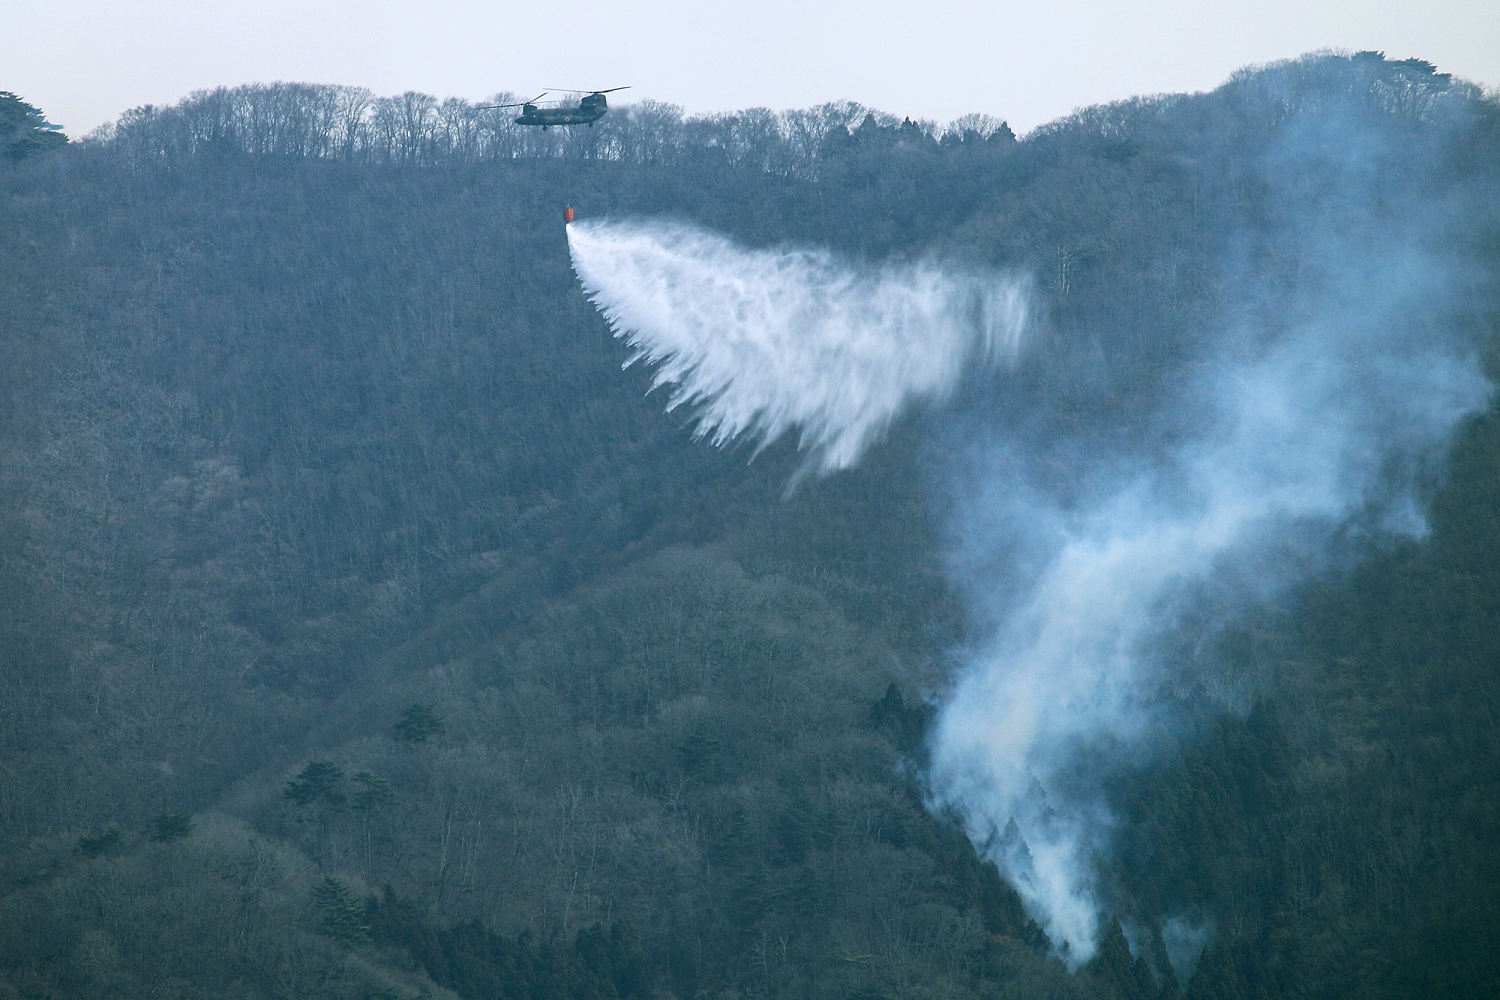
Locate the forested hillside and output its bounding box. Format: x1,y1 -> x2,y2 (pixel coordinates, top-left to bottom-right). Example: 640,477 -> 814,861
1,52 -> 1498,999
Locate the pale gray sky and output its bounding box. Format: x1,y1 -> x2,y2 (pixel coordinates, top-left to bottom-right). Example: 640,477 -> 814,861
9,0 -> 1499,138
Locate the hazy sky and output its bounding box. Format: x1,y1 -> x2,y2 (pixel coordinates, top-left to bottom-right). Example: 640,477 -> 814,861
9,0 -> 1499,138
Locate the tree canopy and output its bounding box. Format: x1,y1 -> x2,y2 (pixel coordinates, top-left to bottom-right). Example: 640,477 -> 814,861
0,91 -> 66,161
0,51 -> 1497,1000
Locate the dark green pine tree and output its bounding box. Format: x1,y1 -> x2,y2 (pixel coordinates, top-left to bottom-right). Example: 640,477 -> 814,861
0,92 -> 67,162
283,760 -> 346,806
312,876 -> 370,944
393,702 -> 445,743
148,812 -> 196,842
75,827 -> 125,858
1084,918 -> 1159,1000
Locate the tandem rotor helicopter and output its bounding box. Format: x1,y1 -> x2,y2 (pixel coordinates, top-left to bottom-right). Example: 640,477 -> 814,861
480,87 -> 630,129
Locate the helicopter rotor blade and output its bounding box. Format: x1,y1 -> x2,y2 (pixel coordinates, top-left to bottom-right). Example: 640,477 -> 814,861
477,92 -> 549,110
545,86 -> 630,95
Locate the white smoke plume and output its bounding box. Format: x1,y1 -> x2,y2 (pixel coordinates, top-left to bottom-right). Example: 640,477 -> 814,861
927,318 -> 1490,964
568,219 -> 1031,475
921,90 -> 1493,966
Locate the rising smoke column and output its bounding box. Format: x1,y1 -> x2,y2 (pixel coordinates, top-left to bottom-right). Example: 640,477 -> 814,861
568,219 -> 1031,475
925,83 -> 1493,966
927,324 -> 1490,964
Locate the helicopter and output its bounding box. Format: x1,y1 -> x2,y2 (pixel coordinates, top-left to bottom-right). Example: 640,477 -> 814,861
481,88 -> 630,128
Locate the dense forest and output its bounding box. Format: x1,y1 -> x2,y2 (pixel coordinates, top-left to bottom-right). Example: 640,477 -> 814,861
1,51 -> 1498,999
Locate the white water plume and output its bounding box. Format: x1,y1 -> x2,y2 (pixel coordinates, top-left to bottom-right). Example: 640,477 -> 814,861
568,218 -> 1031,475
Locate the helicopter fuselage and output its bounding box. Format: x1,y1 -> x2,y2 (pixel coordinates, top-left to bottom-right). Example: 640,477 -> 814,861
516,93 -> 610,128
515,106 -> 606,127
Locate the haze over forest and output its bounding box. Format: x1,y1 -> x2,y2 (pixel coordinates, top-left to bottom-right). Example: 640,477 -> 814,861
2,51 -> 1499,999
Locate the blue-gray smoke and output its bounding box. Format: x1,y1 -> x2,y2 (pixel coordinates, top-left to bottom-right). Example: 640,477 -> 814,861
926,81 -> 1491,964
928,310 -> 1488,962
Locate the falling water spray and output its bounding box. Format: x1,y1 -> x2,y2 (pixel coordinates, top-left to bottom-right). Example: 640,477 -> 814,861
567,218 -> 1032,475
